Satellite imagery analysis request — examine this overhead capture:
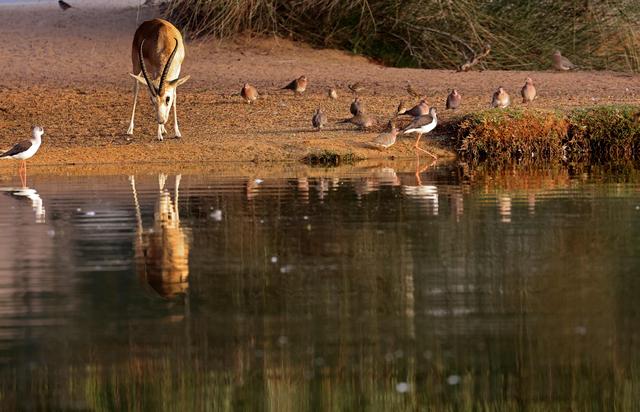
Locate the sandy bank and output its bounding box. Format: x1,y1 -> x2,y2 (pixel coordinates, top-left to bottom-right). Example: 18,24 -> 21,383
0,1 -> 639,172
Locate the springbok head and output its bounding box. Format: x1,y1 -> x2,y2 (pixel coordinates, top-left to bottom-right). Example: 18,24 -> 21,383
130,39 -> 190,126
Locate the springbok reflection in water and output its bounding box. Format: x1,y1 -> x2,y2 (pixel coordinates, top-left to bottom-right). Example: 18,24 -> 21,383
130,174 -> 190,299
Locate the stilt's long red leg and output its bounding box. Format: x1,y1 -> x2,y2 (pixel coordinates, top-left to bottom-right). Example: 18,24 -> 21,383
414,134 -> 438,160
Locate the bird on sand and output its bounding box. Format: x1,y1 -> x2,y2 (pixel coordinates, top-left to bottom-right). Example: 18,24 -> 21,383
491,87 -> 510,108
328,88 -> 338,99
396,101 -> 408,116
58,0 -> 72,10
402,108 -> 438,159
312,108 -> 327,130
406,83 -> 423,98
521,77 -> 536,103
338,111 -> 375,130
446,89 -> 461,110
350,97 -> 362,116
370,120 -> 399,150
240,83 -> 258,104
348,82 -> 365,94
399,99 -> 429,117
552,51 -> 577,71
282,76 -> 308,95
1,126 -> 44,179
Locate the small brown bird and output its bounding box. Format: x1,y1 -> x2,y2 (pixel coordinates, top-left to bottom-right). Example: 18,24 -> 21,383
58,0 -> 72,10
491,87 -> 510,108
312,108 -> 327,130
521,77 -> 536,103
370,121 -> 399,150
348,82 -> 365,94
282,75 -> 308,95
350,97 -> 363,116
446,89 -> 461,110
400,99 -> 429,117
328,88 -> 338,99
240,83 -> 258,104
396,101 -> 408,115
406,83 -> 423,98
338,112 -> 375,130
552,51 -> 577,71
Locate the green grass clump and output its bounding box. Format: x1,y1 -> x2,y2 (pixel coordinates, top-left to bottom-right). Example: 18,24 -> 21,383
165,0 -> 640,71
303,150 -> 360,166
456,108 -> 568,160
567,105 -> 640,161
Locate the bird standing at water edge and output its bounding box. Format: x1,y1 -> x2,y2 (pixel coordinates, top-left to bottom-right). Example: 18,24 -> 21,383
521,77 -> 536,103
402,107 -> 438,159
1,126 -> 44,186
241,83 -> 258,104
282,76 -> 308,95
491,87 -> 510,108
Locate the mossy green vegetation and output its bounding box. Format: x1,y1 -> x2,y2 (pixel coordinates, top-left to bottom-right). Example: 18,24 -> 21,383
303,150 -> 361,166
567,105 -> 640,161
455,105 -> 640,162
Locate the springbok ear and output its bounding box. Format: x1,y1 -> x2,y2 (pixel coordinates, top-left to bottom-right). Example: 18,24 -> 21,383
169,75 -> 191,88
129,73 -> 149,86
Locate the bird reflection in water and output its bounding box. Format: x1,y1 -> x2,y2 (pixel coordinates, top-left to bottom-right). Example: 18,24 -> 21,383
499,195 -> 512,223
130,174 -> 190,299
1,187 -> 46,223
402,156 -> 438,215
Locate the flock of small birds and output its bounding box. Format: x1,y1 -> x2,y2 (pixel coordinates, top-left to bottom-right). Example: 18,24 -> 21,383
235,51 -> 580,159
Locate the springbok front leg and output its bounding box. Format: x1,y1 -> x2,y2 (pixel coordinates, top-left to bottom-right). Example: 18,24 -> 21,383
127,80 -> 139,135
173,92 -> 182,138
156,124 -> 164,141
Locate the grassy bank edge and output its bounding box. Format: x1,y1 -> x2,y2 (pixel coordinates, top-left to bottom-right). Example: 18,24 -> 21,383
452,105 -> 640,162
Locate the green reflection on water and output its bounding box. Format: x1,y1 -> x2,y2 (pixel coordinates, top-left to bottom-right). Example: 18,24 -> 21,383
0,162 -> 639,411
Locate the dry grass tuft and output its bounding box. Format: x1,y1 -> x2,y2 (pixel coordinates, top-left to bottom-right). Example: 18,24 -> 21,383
456,109 -> 569,160
165,0 -> 640,71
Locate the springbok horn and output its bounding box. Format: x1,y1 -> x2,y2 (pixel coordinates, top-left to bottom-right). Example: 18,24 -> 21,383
158,38 -> 179,95
138,39 -> 157,97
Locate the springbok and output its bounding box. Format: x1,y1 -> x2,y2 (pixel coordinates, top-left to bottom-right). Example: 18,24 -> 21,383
127,19 -> 190,141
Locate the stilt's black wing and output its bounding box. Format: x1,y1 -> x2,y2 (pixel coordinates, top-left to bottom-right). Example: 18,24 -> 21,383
0,140 -> 32,158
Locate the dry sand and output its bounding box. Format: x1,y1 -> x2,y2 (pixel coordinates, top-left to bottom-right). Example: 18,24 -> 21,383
1,1 -> 639,173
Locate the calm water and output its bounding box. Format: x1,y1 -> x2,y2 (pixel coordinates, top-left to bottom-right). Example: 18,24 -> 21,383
0,163 -> 639,411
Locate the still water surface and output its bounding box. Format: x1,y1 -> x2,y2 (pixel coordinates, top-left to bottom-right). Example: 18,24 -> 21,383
0,163 -> 639,410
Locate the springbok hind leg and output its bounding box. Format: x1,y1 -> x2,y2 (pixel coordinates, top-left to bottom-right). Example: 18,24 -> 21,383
127,80 -> 139,135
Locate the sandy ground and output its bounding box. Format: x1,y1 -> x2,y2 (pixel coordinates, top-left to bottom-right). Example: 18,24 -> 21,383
1,1 -> 640,172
